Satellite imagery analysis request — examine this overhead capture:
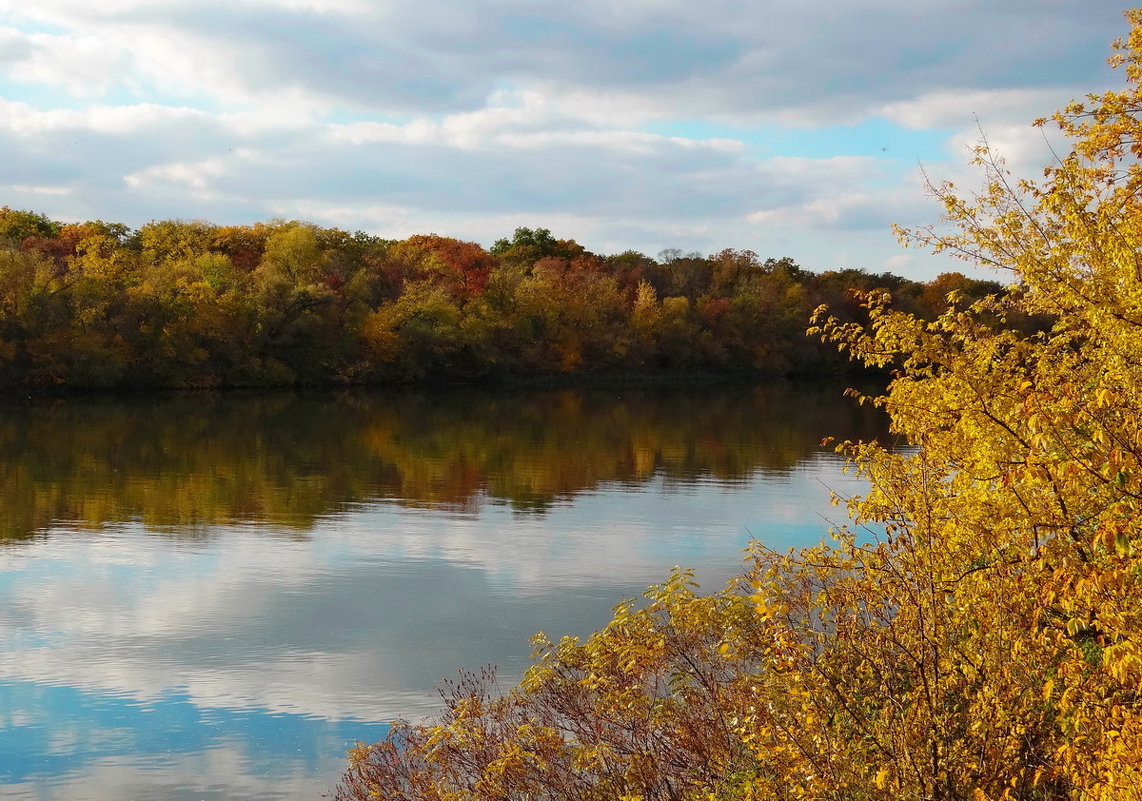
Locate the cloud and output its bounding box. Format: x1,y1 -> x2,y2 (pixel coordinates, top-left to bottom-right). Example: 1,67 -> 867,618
6,1 -> 1127,119
0,1 -> 1131,278
879,88 -> 1063,132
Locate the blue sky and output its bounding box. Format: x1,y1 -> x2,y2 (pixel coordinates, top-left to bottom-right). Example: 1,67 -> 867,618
0,1 -> 1130,279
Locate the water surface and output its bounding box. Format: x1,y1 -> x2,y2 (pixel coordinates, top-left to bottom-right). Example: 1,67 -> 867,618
0,383 -> 887,800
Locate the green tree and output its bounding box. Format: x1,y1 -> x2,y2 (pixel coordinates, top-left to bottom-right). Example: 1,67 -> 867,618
0,207 -> 61,246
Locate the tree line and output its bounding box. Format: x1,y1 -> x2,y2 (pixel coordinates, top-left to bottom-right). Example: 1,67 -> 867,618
0,207 -> 1004,391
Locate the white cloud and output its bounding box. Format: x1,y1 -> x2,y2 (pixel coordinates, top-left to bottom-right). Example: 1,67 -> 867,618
321,91 -> 745,155
879,88 -> 1064,131
0,97 -> 209,136
497,130 -> 743,153
747,194 -> 874,229
239,0 -> 371,13
125,157 -> 233,201
3,29 -> 125,97
5,0 -> 1125,119
5,183 -> 71,196
0,0 -> 1130,278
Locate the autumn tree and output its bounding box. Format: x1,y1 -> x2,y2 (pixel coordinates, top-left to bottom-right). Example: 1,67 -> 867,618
386,235 -> 496,302
512,255 -> 627,371
0,206 -> 60,246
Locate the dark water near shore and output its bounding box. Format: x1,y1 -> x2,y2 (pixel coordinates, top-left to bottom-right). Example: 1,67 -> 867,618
0,382 -> 887,800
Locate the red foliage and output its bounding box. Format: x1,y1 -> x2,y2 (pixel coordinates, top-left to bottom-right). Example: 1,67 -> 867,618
404,235 -> 496,299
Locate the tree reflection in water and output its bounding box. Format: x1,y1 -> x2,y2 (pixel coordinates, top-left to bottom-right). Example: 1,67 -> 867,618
0,382 -> 889,540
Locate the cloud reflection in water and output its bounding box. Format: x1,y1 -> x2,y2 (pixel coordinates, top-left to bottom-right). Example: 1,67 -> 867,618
0,385 -> 882,799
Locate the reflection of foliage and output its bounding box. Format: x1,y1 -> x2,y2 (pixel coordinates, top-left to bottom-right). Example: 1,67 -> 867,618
361,385 -> 888,511
339,17 -> 1142,800
0,384 -> 886,539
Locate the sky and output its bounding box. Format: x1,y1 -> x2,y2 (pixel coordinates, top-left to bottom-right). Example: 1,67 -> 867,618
0,1 -> 1131,280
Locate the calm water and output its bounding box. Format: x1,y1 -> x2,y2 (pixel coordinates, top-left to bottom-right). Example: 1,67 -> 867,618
0,383 -> 887,800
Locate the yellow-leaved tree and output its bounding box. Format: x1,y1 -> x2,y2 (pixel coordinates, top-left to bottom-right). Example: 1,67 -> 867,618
336,12 -> 1142,801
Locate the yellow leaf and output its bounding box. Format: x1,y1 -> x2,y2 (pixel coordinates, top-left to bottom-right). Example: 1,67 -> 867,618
875,768 -> 890,789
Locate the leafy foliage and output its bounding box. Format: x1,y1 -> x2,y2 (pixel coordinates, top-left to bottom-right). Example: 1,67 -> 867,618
0,215 -> 993,390
335,12 -> 1142,801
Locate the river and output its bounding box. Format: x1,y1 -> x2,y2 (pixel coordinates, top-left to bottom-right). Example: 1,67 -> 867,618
0,382 -> 888,800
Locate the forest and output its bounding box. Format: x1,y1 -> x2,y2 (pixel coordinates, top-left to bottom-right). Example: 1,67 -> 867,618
0,205 -> 1003,391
